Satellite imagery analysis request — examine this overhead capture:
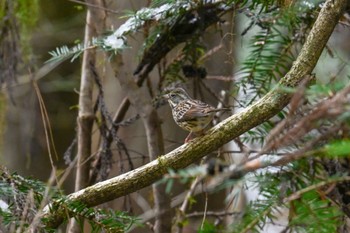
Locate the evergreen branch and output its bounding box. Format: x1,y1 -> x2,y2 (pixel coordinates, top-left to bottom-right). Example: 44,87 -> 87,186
239,202 -> 275,233
134,1 -> 234,86
39,0 -> 347,229
46,198 -> 137,232
238,4 -> 311,106
46,1 -> 231,67
284,176 -> 350,203
46,44 -> 97,63
67,0 -> 120,14
217,87 -> 350,179
239,176 -> 348,233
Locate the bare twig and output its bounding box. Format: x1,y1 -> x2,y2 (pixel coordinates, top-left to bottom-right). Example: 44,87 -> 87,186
28,170 -> 58,233
219,122 -> 345,180
201,192 -> 209,230
186,210 -> 241,218
248,83 -> 350,162
173,176 -> 202,233
68,0 -> 120,14
32,80 -> 59,176
90,97 -> 131,184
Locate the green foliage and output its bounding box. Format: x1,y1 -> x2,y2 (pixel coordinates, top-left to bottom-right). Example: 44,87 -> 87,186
11,0 -> 39,60
237,3 -> 312,106
290,190 -> 342,233
15,0 -> 39,26
231,163 -> 344,233
307,81 -> 347,101
160,166 -> 206,193
235,1 -> 319,146
0,169 -> 59,231
47,43 -> 86,63
48,0 -> 198,63
231,173 -> 281,233
0,0 -> 39,85
325,140 -> 350,157
0,169 -> 139,232
198,221 -> 218,233
47,0 -> 235,66
241,120 -> 276,145
50,198 -> 139,233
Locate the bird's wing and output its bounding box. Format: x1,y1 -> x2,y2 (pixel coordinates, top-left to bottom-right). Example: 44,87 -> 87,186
176,100 -> 215,122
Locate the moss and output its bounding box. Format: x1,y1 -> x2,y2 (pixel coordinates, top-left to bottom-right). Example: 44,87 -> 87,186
157,155 -> 169,174
16,0 -> 39,62
0,0 -> 39,63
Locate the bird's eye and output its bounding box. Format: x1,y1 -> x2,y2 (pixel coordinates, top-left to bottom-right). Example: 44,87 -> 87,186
170,94 -> 176,98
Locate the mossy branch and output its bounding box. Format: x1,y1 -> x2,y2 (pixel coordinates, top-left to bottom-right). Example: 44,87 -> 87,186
40,0 -> 347,229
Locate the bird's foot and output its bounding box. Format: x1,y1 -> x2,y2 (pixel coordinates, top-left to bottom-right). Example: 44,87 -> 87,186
184,130 -> 206,143
184,132 -> 193,143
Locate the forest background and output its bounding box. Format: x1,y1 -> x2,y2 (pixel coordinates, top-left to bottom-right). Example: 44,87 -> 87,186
1,0 -> 350,232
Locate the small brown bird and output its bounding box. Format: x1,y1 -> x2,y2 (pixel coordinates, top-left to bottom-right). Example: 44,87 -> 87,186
164,88 -> 228,143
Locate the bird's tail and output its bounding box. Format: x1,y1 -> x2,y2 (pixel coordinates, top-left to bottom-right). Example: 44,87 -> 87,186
208,108 -> 231,113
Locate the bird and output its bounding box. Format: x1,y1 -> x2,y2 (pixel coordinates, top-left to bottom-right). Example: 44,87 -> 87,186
164,88 -> 228,143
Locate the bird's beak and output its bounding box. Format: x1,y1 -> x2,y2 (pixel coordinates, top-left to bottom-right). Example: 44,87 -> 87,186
163,94 -> 169,100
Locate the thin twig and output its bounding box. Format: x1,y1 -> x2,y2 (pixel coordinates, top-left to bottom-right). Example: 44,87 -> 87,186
32,79 -> 59,180
201,192 -> 209,230
68,0 -> 120,14
186,210 -> 241,218
173,177 -> 202,233
248,84 -> 350,162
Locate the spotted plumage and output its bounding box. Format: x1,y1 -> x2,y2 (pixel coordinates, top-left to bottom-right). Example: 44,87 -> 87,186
164,88 -> 227,142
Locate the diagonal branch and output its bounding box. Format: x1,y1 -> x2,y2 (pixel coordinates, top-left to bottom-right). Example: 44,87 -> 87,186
40,0 -> 347,229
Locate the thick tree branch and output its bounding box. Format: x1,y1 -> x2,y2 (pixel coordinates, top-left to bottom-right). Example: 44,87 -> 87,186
41,0 -> 347,228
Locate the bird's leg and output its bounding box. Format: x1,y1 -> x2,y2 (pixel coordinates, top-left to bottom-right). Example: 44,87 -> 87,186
185,129 -> 207,143
185,132 -> 194,143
